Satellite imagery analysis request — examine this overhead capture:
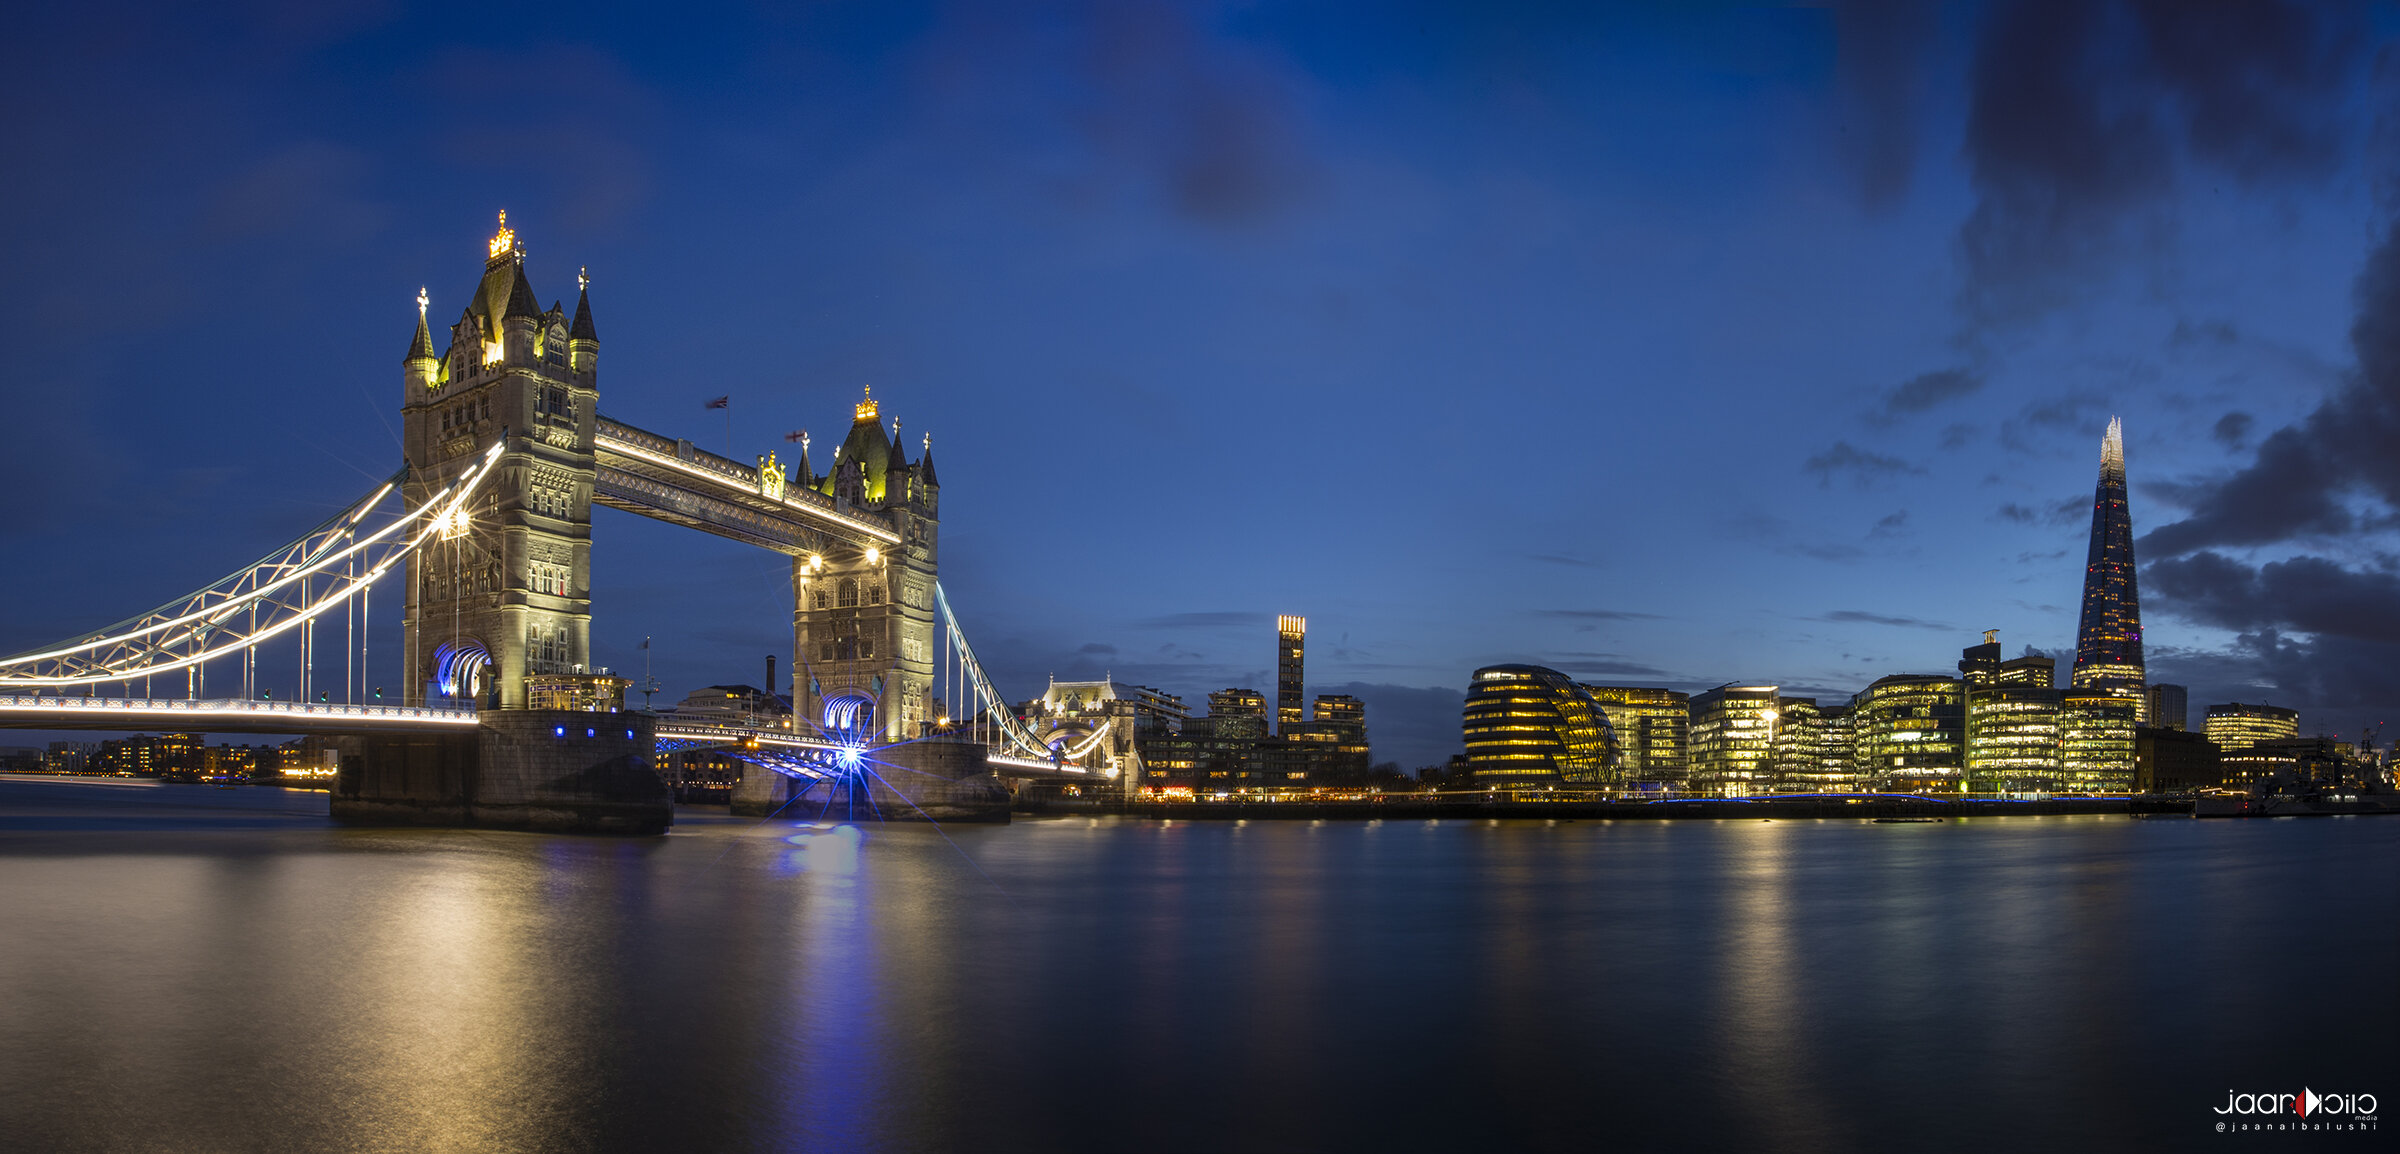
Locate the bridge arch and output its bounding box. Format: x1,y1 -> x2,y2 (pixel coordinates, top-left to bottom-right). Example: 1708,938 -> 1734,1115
432,639 -> 492,703
821,692 -> 876,742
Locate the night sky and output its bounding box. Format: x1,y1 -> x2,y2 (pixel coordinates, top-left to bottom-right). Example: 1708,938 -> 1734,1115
6,1 -> 2399,771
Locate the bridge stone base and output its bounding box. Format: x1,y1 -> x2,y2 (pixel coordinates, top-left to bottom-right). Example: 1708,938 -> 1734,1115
731,734 -> 1008,822
333,711 -> 671,835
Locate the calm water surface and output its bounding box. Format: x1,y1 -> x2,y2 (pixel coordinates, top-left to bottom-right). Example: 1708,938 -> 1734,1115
1,778 -> 2392,1153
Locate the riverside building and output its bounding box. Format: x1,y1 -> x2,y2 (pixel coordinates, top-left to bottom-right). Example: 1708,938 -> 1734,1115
1818,703 -> 1859,791
2145,683 -> 2189,731
1462,665 -> 1622,790
1959,633 -> 2064,791
1689,684 -> 1778,796
2203,702 -> 2300,752
1768,696 -> 1832,792
1853,675 -> 1965,791
2060,692 -> 2139,792
1580,685 -> 1690,785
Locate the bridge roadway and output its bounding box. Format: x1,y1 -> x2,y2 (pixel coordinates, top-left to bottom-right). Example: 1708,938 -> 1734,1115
0,694 -> 479,736
0,696 -> 1100,783
653,719 -> 1101,784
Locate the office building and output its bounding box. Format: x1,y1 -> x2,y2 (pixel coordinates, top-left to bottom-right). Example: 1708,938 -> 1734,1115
1463,664 -> 1622,789
2071,418 -> 2147,710
1769,696 -> 1829,792
1689,684 -> 1779,796
1818,703 -> 1859,791
2145,683 -> 2189,732
1581,685 -> 1690,784
1853,675 -> 1965,791
2204,702 -> 2300,753
2060,691 -> 2138,792
1960,633 -> 2063,790
2135,727 -> 2221,792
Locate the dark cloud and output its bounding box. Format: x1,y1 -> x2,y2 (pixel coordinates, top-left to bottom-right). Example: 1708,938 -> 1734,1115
1868,509 -> 1910,539
1873,367 -> 1983,421
1958,0 -> 2359,325
1534,609 -> 1661,621
2142,197 -> 2400,556
2147,551 -> 2400,642
1816,609 -> 1954,631
1831,0 -> 1936,211
1079,0 -> 1313,225
2211,411 -> 2255,450
2145,633 -> 2400,739
2015,549 -> 2068,564
1802,441 -> 1926,488
1938,423 -> 1975,450
1077,642 -> 1117,655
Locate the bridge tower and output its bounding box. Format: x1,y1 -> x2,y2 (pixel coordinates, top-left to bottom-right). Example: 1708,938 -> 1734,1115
792,389 -> 940,743
400,214 -> 601,709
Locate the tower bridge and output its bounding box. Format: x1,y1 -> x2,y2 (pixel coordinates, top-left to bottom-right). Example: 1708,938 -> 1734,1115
0,215 -> 1129,831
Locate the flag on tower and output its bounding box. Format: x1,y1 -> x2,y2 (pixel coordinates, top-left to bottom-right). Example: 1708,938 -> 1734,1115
705,396 -> 729,409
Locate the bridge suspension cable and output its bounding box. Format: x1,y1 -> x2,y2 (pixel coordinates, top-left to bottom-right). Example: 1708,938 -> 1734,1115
931,582 -> 1113,765
0,443 -> 507,689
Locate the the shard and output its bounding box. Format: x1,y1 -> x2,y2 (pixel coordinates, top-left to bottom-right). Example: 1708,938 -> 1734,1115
2070,417 -> 2145,699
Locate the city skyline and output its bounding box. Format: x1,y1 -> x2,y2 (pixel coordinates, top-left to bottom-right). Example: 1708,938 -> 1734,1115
8,3 -> 2400,773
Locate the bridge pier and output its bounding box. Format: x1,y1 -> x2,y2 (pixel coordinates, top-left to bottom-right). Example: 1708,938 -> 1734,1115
731,733 -> 1008,822
333,710 -> 670,835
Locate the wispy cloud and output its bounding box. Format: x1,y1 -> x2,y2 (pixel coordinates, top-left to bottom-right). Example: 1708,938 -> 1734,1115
1137,611 -> 1260,629
1814,609 -> 1954,631
1803,441 -> 1927,488
1870,367 -> 1983,423
1533,608 -> 1661,621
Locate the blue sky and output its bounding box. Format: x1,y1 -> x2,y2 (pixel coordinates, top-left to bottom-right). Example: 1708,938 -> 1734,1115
5,1 -> 2398,770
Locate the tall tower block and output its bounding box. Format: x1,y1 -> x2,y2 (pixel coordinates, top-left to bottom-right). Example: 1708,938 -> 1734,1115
400,214 -> 600,708
2070,417 -> 2146,706
1276,615 -> 1306,733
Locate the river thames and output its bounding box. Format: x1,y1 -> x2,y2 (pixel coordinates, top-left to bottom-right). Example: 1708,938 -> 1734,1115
1,777 -> 2391,1152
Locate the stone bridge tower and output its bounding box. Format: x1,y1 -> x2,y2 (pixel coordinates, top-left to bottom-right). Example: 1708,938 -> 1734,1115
400,214 -> 601,709
791,389 -> 941,743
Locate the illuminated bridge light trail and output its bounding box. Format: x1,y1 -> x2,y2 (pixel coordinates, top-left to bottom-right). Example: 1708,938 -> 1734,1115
0,444 -> 508,715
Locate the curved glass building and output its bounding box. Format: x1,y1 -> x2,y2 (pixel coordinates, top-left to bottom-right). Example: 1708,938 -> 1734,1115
1463,665 -> 1622,787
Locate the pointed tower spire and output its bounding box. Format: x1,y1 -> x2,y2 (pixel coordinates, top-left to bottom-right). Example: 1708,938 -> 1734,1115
889,417 -> 909,468
795,430 -> 813,487
571,266 -> 598,341
404,287 -> 436,364
504,260 -> 542,320
918,431 -> 938,486
2072,416 -> 2144,697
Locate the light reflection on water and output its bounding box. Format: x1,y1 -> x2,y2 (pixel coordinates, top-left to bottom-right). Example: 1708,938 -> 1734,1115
0,782 -> 2394,1153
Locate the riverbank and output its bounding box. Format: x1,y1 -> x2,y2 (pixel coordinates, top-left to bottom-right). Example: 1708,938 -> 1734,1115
1024,794 -> 2196,820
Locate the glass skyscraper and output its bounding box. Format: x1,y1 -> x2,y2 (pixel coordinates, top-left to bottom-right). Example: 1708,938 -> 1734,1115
2072,418 -> 2146,704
